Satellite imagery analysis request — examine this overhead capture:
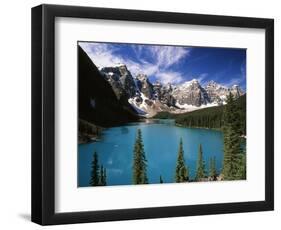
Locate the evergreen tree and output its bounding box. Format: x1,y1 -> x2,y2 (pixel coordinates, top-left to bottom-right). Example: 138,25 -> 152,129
104,168 -> 107,185
170,94 -> 246,135
209,156 -> 217,181
142,169 -> 148,184
132,129 -> 148,184
179,166 -> 189,182
195,144 -> 206,181
99,165 -> 107,186
159,175 -> 163,184
222,92 -> 244,180
175,138 -> 188,182
100,165 -> 104,186
236,152 -> 246,180
90,151 -> 100,186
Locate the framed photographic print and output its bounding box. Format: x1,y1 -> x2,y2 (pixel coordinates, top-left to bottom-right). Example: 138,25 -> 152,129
31,4 -> 274,225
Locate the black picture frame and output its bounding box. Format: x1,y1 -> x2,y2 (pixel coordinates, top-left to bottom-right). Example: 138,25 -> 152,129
31,4 -> 274,225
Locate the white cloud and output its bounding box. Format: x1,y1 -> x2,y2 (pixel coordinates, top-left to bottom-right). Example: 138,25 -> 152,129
155,71 -> 184,84
79,42 -> 190,84
197,73 -> 208,84
79,42 -> 124,67
148,45 -> 190,68
122,59 -> 158,77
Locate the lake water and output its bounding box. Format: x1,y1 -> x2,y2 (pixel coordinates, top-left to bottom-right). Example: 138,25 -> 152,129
78,119 -> 223,187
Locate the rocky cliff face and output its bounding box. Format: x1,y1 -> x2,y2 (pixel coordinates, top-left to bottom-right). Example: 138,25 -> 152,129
100,64 -> 137,99
172,79 -> 210,107
136,74 -> 154,99
154,82 -> 176,107
78,47 -> 139,127
87,61 -> 244,117
205,80 -> 243,105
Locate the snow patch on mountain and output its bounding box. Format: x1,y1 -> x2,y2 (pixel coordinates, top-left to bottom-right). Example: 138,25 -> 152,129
175,101 -> 220,111
99,64 -> 244,117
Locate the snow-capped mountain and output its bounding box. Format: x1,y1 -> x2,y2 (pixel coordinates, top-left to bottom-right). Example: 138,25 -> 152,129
172,79 -> 209,107
205,80 -> 243,104
100,64 -> 244,117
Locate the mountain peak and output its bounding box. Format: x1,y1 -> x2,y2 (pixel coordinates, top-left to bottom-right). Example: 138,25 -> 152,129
206,80 -> 217,85
180,79 -> 200,88
136,73 -> 148,81
97,64 -> 244,116
115,63 -> 126,67
205,81 -> 227,91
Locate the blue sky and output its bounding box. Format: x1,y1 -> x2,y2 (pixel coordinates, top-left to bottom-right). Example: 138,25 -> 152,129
79,42 -> 246,90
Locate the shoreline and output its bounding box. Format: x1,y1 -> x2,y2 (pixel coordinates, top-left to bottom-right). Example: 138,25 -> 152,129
78,118 -> 246,145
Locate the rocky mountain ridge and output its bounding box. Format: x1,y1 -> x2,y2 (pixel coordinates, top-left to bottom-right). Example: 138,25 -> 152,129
99,64 -> 244,117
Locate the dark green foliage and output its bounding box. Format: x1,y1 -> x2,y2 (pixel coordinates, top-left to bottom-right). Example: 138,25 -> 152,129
175,105 -> 223,129
90,151 -> 100,186
143,171 -> 148,184
103,168 -> 107,186
209,156 -> 217,180
222,93 -> 245,180
79,119 -> 102,136
78,119 -> 104,143
179,166 -> 189,182
175,138 -> 189,182
174,95 -> 246,135
195,144 -> 206,181
159,175 -> 163,184
90,152 -> 107,186
236,152 -> 246,180
153,111 -> 176,119
99,165 -> 104,186
132,129 -> 148,184
99,165 -> 107,186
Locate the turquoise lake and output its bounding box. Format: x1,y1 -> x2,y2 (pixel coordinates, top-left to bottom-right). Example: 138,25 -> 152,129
78,119 -> 223,187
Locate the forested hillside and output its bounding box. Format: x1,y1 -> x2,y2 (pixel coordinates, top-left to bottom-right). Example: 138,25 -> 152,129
154,94 -> 246,135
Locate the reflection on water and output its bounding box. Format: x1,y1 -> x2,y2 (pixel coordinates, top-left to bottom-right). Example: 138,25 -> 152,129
120,126 -> 129,134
